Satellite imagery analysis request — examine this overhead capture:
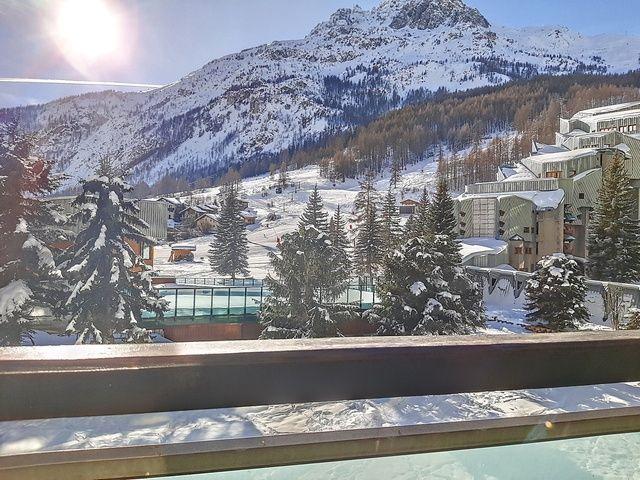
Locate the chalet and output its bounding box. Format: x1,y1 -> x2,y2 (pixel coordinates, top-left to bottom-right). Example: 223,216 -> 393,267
398,199 -> 419,215
46,197 -> 168,268
196,213 -> 217,234
179,204 -> 219,226
156,197 -> 186,222
240,210 -> 257,225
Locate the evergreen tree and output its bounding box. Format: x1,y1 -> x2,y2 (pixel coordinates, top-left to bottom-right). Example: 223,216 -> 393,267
380,189 -> 401,256
428,178 -> 457,239
64,158 -> 167,344
390,157 -> 402,188
525,254 -> 589,331
209,183 -> 249,280
259,225 -> 357,339
278,162 -> 289,190
0,126 -> 63,346
587,154 -> 640,282
367,235 -> 485,335
353,172 -> 383,280
406,188 -> 431,238
329,205 -> 352,274
299,185 -> 329,232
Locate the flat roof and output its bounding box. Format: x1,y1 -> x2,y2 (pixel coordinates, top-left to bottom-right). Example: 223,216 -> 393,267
525,147 -> 598,164
571,101 -> 640,120
458,189 -> 565,211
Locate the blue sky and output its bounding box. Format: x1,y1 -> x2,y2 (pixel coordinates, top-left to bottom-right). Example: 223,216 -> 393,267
1,0 -> 638,108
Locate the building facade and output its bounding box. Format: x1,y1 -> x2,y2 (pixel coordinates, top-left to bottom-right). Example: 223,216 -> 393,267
457,102 -> 640,270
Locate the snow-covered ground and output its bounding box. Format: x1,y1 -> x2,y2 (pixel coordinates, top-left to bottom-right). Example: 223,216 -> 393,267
154,158 -> 439,280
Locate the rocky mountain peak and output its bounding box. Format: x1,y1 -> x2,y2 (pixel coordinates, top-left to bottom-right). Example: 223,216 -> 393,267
375,0 -> 490,30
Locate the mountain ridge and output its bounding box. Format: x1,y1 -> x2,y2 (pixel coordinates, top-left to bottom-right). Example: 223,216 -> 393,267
3,0 -> 640,188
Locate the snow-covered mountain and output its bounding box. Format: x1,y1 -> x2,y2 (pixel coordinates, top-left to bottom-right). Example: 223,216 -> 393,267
4,0 -> 640,187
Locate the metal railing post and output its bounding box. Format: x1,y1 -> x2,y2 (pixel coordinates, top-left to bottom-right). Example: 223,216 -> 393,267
244,287 -> 248,315
227,287 -> 231,316
174,289 -> 178,318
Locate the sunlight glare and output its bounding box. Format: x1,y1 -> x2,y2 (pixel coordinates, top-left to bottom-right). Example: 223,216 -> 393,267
52,0 -> 123,72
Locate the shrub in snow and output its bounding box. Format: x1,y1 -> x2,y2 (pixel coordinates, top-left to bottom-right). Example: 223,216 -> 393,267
367,235 -> 485,336
525,254 -> 589,332
63,158 -> 167,344
208,183 -> 249,280
0,125 -> 64,346
588,153 -> 640,283
623,307 -> 640,331
259,225 -> 357,339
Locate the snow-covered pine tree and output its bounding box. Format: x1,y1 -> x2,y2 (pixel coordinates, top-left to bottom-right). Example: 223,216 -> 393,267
406,188 -> 430,238
259,225 -> 357,339
524,254 -> 589,332
380,189 -> 401,257
298,185 -> 329,232
587,154 -> 640,282
64,158 -> 167,344
353,172 -> 383,280
209,183 -> 249,281
428,178 -> 457,239
0,125 -> 63,346
329,205 -> 352,274
366,235 -> 484,336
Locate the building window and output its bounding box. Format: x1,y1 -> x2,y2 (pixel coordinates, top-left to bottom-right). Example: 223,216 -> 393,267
525,247 -> 533,255
471,198 -> 496,237
579,193 -> 585,199
499,210 -> 506,216
514,247 -> 523,255
545,171 -> 561,179
141,243 -> 151,260
459,211 -> 466,217
523,227 -> 530,233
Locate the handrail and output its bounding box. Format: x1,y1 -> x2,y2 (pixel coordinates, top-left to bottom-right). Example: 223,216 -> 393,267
2,332 -> 640,421
3,333 -> 640,479
3,407 -> 640,480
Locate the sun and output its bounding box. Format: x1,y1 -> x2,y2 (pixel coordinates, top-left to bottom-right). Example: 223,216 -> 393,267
51,0 -> 123,73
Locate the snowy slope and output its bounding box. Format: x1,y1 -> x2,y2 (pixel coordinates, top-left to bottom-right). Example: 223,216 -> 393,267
153,156 -> 439,279
5,0 -> 640,188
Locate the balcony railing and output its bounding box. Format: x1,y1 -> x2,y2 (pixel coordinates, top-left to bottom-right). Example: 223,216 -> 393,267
2,333 -> 640,479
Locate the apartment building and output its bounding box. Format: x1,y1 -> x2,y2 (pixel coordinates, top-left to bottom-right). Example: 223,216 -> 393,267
457,102 -> 640,270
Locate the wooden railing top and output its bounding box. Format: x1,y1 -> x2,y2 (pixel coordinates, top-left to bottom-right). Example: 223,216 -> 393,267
2,332 -> 640,421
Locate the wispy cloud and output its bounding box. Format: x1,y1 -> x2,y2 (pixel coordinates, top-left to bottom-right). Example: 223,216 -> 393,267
0,78 -> 163,89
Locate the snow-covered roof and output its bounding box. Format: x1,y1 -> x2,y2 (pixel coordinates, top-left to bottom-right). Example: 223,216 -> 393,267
171,244 -> 197,251
458,238 -> 507,264
240,210 -> 257,218
157,197 -> 184,206
196,213 -> 217,221
580,108 -> 640,129
526,147 -> 598,165
571,101 -> 640,120
572,168 -> 600,182
458,189 -> 565,211
532,141 -> 567,155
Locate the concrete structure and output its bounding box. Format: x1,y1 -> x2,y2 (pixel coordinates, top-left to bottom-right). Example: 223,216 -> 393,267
457,102 -> 640,270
